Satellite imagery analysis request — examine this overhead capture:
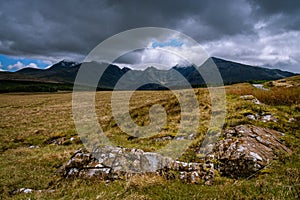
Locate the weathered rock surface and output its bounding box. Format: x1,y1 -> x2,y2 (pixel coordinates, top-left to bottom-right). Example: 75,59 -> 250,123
240,95 -> 278,123
16,188 -> 55,194
59,125 -> 291,183
59,146 -> 214,184
288,117 -> 296,123
252,84 -> 269,91
240,95 -> 261,105
245,113 -> 278,122
211,125 -> 291,178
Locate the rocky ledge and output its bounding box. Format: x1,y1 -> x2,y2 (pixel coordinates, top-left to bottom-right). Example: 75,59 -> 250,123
211,125 -> 291,178
58,146 -> 214,185
59,125 -> 291,184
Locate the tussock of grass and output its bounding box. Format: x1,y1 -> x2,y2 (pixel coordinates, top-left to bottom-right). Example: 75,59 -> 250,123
225,83 -> 255,96
227,76 -> 300,106
254,87 -> 300,105
125,174 -> 166,188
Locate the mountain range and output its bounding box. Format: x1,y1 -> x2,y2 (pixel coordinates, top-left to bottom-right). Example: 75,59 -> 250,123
0,57 -> 296,92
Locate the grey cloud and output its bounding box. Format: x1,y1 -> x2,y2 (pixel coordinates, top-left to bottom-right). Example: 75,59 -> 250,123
249,0 -> 300,31
249,0 -> 300,15
0,0 -> 299,72
115,50 -> 143,64
0,0 -> 253,57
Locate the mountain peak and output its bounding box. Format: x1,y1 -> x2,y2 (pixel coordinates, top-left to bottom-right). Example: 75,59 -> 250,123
49,60 -> 80,70
145,66 -> 158,71
121,67 -> 131,73
16,67 -> 42,74
1,57 -> 296,91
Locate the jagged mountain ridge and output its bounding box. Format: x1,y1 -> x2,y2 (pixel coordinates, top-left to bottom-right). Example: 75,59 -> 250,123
0,57 -> 296,90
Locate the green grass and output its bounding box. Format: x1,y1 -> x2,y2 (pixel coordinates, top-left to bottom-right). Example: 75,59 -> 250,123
0,79 -> 299,199
1,151 -> 299,199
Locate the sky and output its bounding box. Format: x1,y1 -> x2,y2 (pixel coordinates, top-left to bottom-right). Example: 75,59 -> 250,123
0,0 -> 299,72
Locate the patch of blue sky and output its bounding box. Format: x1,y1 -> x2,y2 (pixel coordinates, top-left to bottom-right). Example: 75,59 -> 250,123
0,54 -> 50,71
151,38 -> 183,48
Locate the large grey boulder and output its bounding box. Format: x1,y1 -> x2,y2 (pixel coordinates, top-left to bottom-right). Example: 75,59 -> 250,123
59,145 -> 214,184
211,125 -> 291,177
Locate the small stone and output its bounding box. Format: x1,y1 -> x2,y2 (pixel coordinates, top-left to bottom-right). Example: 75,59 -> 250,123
19,188 -> 33,194
245,113 -> 278,123
252,98 -> 261,105
240,95 -> 262,105
174,135 -> 186,140
29,145 -> 39,149
240,95 -> 255,100
68,168 -> 79,175
188,133 -> 195,140
246,114 -> 256,120
288,118 -> 296,122
179,172 -> 186,180
261,114 -> 277,123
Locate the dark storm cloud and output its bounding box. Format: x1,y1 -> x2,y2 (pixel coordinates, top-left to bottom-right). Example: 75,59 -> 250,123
0,0 -> 252,57
248,0 -> 300,32
0,0 -> 299,72
249,0 -> 300,15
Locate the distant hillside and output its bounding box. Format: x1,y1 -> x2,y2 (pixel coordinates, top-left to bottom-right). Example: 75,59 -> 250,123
0,57 -> 296,92
211,57 -> 295,83
264,74 -> 300,88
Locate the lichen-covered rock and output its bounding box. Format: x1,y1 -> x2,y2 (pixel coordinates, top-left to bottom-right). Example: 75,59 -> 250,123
59,124 -> 291,183
59,146 -> 215,184
240,95 -> 256,100
288,117 -> 296,123
211,125 -> 291,178
171,160 -> 215,185
240,95 -> 261,104
16,188 -> 55,194
245,113 -> 278,122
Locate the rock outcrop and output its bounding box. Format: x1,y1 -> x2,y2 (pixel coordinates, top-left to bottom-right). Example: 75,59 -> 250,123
211,125 -> 291,178
240,95 -> 279,122
245,113 -> 278,122
59,146 -> 214,184
240,95 -> 261,105
59,125 -> 291,183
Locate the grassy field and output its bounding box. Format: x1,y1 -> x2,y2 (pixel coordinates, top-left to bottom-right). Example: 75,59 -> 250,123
0,77 -> 299,199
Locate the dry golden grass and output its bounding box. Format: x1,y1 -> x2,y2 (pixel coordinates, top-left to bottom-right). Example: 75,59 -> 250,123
266,75 -> 300,88
0,92 -> 75,151
125,174 -> 167,189
226,82 -> 300,106
92,88 -> 212,153
0,83 -> 299,199
255,86 -> 300,105
225,83 -> 255,96
0,90 -> 187,150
